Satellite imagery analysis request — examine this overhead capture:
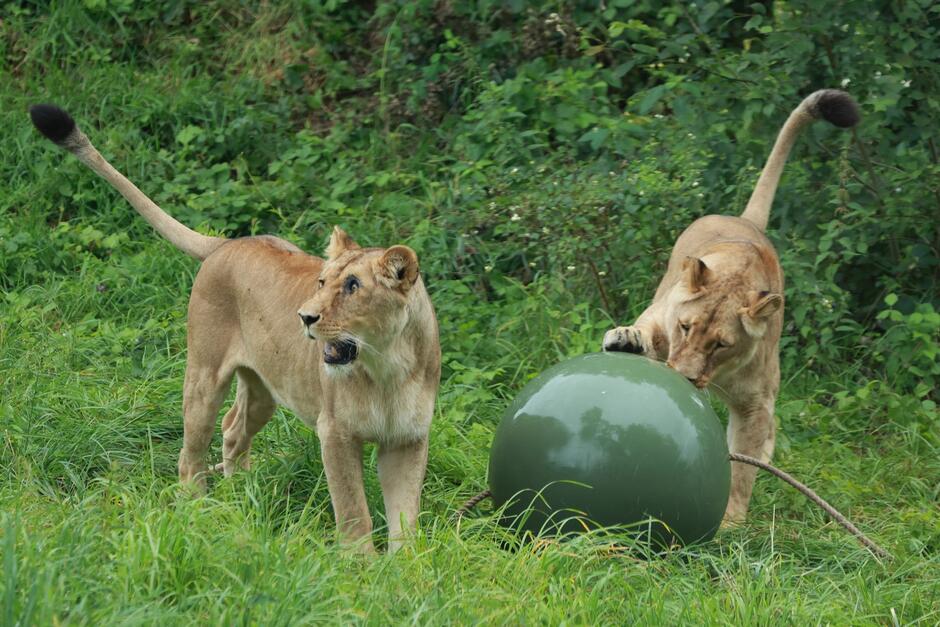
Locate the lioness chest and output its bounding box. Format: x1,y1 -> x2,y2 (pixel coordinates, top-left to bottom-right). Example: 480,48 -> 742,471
271,374 -> 430,444
319,368 -> 435,444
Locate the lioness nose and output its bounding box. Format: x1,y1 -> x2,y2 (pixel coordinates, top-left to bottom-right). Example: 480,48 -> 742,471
667,360 -> 698,384
299,312 -> 320,327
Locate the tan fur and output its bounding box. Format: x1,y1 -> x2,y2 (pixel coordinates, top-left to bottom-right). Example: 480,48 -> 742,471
42,118 -> 441,554
603,90 -> 857,525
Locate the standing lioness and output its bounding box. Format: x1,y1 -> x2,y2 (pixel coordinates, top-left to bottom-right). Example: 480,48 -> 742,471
30,105 -> 441,553
603,90 -> 859,524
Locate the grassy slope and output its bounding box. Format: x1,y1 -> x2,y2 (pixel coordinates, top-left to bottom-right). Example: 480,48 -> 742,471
1,3 -> 938,624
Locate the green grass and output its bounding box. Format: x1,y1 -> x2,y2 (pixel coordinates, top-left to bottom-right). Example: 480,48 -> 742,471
2,2 -> 938,624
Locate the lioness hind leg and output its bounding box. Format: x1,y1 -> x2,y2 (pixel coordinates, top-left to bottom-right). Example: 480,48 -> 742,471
215,368 -> 276,477
722,401 -> 776,527
377,437 -> 429,553
178,363 -> 235,490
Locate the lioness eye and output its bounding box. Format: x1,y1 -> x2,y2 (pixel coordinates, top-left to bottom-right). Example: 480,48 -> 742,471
679,321 -> 691,334
317,278 -> 325,288
344,275 -> 361,294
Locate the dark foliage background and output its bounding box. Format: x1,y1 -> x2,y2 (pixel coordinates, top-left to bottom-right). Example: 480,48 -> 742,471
4,1 -> 937,396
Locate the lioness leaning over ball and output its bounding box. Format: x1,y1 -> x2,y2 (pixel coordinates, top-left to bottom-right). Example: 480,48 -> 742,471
603,90 -> 859,525
30,105 -> 441,553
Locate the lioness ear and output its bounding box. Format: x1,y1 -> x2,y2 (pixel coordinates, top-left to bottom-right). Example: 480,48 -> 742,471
378,245 -> 419,291
326,226 -> 360,259
683,257 -> 711,292
745,291 -> 783,319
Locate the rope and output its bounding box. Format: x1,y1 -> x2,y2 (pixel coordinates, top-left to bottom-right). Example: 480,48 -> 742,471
729,453 -> 891,560
452,455 -> 892,560
453,489 -> 491,522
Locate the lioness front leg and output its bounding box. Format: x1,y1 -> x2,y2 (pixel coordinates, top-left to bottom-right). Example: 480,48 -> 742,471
377,437 -> 429,553
722,400 -> 776,527
317,417 -> 375,554
602,303 -> 668,359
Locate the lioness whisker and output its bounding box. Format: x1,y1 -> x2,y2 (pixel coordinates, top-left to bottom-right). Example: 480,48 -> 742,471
339,331 -> 378,355
706,381 -> 732,397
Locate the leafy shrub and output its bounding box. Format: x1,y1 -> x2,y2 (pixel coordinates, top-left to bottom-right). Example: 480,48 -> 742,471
1,0 -> 936,415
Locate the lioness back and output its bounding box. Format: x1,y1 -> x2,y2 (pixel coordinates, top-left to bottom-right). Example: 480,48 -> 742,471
657,215 -> 781,300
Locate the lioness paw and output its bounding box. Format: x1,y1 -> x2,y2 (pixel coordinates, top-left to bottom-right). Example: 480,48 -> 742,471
602,326 -> 646,354
720,512 -> 746,531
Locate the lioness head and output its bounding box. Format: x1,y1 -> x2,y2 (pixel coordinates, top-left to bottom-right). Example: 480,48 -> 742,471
665,254 -> 782,388
298,226 -> 420,368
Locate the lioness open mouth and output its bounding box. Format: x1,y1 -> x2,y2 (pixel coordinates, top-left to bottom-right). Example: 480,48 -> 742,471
323,339 -> 359,365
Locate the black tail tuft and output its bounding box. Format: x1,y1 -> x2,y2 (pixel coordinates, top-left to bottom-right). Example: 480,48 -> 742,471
814,90 -> 860,128
29,104 -> 77,144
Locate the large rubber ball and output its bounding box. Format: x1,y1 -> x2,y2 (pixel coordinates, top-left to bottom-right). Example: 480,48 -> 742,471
488,352 -> 730,547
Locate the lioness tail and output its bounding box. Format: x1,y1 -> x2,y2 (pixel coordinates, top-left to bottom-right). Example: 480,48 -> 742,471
741,89 -> 860,231
29,104 -> 225,261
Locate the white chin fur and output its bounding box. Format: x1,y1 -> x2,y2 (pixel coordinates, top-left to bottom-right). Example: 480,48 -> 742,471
324,363 -> 355,377
740,315 -> 767,338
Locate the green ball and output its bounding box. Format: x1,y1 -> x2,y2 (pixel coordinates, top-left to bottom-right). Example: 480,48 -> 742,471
488,352 -> 730,546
